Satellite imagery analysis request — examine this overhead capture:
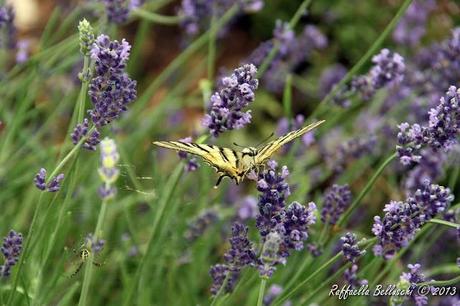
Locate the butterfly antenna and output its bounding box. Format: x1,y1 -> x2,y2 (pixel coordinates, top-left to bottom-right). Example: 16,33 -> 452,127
256,132 -> 274,148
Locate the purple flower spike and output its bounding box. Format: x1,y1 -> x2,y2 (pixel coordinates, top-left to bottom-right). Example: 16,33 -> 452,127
71,118 -> 101,151
47,173 -> 64,192
372,181 -> 453,259
321,184 -> 352,225
340,233 -> 367,287
203,64 -> 258,137
209,222 -> 257,295
370,48 -> 405,89
0,5 -> 16,49
34,168 -> 47,191
34,168 -> 64,192
89,34 -> 137,127
103,0 -> 130,24
0,230 -> 23,278
256,161 -> 291,237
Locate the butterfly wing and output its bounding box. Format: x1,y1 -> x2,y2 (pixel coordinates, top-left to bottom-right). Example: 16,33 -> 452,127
255,120 -> 325,165
153,141 -> 242,182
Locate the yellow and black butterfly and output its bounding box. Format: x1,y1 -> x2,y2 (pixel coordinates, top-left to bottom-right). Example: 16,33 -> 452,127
153,120 -> 324,187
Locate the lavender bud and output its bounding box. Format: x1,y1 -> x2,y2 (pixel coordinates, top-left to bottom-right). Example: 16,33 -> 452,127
78,19 -> 95,56
0,230 -> 23,278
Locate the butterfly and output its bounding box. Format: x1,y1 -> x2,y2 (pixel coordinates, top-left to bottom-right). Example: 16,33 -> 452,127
153,120 -> 325,187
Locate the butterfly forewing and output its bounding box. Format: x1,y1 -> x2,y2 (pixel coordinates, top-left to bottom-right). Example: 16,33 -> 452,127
255,120 -> 325,165
153,141 -> 242,178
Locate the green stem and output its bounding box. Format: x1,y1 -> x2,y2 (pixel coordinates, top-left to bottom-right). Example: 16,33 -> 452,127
310,0 -> 414,118
78,199 -> 109,306
210,273 -> 230,306
256,278 -> 268,306
283,74 -> 293,120
122,165 -> 183,306
448,166 -> 459,190
427,218 -> 459,229
7,193 -> 44,305
132,9 -> 183,25
207,9 -> 218,80
418,275 -> 460,287
337,153 -> 397,228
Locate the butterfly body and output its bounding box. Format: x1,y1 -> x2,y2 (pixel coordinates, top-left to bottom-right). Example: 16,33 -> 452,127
153,120 -> 324,187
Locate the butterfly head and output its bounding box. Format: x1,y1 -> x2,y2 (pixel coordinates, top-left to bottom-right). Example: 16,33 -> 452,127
241,147 -> 258,157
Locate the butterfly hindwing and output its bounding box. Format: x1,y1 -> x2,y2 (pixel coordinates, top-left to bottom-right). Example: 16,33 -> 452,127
153,141 -> 241,179
255,120 -> 325,165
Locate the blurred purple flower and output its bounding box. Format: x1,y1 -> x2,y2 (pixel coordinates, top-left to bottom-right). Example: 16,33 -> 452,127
98,138 -> 120,200
89,34 -> 137,127
180,0 -> 263,37
0,230 -> 23,278
393,0 -> 435,47
237,196 -> 258,220
404,148 -> 446,192
71,118 -> 101,151
102,0 -> 130,24
85,233 -> 105,254
15,39 -> 29,64
321,184 -> 352,225
276,115 -> 315,154
263,284 -> 292,306
370,48 -> 405,89
209,222 -> 257,295
0,5 -> 16,49
319,64 -> 348,104
344,264 -> 368,289
372,181 -> 453,259
185,209 -> 219,241
34,168 -> 64,192
203,64 -> 258,137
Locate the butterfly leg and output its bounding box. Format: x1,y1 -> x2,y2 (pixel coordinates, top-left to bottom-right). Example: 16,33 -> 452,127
70,262 -> 84,278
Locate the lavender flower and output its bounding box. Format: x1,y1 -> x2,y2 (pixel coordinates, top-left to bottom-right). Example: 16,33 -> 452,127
71,118 -> 101,151
391,263 -> 432,306
102,0 -> 130,24
321,184 -> 352,225
276,115 -> 315,153
237,196 -> 258,220
259,231 -> 283,277
263,285 -> 292,306
185,209 -> 219,242
393,0 -> 435,47
0,230 -> 23,278
404,149 -> 446,192
180,0 -> 263,37
85,233 -> 105,254
327,135 -> 377,174
209,222 -> 257,295
0,5 -> 16,49
15,39 -> 29,64
340,233 -> 367,287
203,64 -> 258,137
178,137 -> 200,172
98,138 -> 120,199
89,34 -> 137,127
370,48 -> 405,89
34,168 -> 65,192
396,86 -> 460,165
256,160 -> 290,237
318,64 -> 348,104
372,181 -> 453,259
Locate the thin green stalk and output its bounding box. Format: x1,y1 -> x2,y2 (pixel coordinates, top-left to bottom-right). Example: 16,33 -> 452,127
78,199 -> 109,306
337,153 -> 397,228
127,5 -> 239,118
256,278 -> 268,306
419,275 -> 460,287
7,193 -> 44,305
310,0 -> 414,118
449,166 -> 459,190
132,9 -> 183,25
274,252 -> 343,305
207,9 -> 217,80
122,165 -> 184,306
426,264 -> 460,277
210,273 -> 230,306
283,74 -> 293,120
427,218 -> 459,229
